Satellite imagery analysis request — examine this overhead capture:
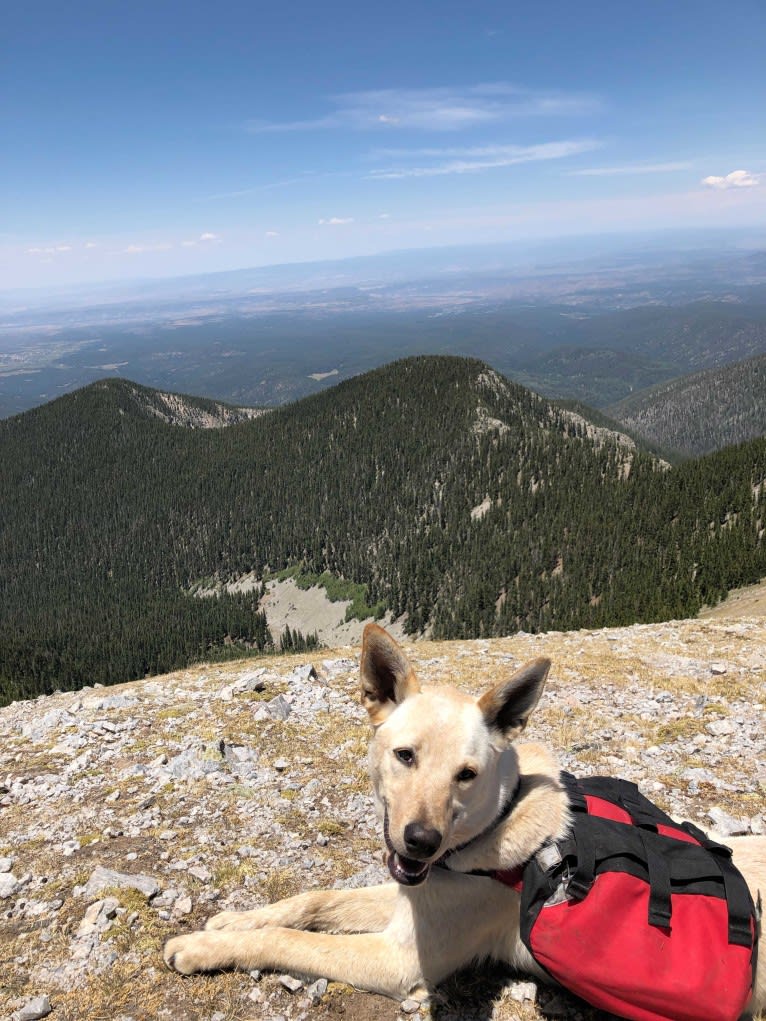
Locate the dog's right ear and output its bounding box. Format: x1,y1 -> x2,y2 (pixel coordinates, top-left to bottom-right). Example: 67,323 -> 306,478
478,657 -> 551,740
360,623 -> 420,726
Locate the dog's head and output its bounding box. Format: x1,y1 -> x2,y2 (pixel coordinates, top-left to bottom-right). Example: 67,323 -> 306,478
360,623 -> 550,886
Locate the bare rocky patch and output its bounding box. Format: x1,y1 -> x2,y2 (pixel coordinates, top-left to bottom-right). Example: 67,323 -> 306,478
1,618 -> 764,1021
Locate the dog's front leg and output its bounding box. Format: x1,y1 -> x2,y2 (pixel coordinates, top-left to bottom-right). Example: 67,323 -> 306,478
205,883 -> 398,933
164,927 -> 424,1000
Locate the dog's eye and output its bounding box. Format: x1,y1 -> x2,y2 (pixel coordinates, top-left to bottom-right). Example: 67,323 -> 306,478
394,748 -> 415,766
456,767 -> 477,783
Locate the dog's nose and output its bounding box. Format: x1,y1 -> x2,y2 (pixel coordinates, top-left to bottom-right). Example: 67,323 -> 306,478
403,822 -> 442,858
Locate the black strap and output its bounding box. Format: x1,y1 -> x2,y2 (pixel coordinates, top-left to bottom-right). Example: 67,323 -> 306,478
717,854 -> 756,947
567,821 -> 596,900
440,776 -> 521,861
640,832 -> 673,929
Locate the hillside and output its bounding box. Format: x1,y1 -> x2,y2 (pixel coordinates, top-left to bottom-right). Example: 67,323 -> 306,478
511,300 -> 766,407
608,353 -> 766,457
1,618 -> 764,1021
112,381 -> 266,429
2,356 -> 766,703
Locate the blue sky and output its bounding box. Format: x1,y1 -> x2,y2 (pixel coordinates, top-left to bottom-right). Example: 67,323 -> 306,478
3,0 -> 765,289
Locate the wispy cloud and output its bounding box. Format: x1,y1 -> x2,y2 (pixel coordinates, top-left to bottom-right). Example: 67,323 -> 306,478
318,217 -> 354,225
247,83 -> 601,134
181,232 -> 223,248
569,161 -> 691,177
702,169 -> 760,190
367,139 -> 600,180
26,244 -> 73,256
123,242 -> 173,254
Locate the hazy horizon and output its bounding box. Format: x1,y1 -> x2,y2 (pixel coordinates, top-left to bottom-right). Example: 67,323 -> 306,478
5,1 -> 765,292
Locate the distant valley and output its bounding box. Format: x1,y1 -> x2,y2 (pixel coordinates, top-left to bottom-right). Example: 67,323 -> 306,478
3,232 -> 766,420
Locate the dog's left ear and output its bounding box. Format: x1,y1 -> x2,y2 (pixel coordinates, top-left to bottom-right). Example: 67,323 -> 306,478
360,623 -> 421,726
478,657 -> 551,739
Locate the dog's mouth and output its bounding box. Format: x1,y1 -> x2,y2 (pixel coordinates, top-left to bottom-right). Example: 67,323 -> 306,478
383,807 -> 433,887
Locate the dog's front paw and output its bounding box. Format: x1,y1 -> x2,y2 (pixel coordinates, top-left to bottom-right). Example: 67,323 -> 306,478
164,932 -> 225,974
204,910 -> 247,931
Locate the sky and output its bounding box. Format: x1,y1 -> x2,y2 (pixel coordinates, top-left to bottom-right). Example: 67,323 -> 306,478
3,0 -> 766,291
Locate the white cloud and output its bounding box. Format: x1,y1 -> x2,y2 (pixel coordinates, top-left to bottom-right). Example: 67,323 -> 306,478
318,217 -> 354,225
702,170 -> 760,190
265,231 -> 280,237
569,161 -> 691,177
247,83 -> 601,134
378,213 -> 391,219
84,241 -> 99,249
367,139 -> 599,180
199,231 -> 221,242
26,244 -> 73,256
123,242 -> 173,254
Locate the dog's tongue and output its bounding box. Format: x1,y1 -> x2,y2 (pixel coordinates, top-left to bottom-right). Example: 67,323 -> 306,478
387,851 -> 430,886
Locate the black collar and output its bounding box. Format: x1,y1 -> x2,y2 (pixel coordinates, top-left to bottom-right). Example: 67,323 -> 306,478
439,775 -> 521,863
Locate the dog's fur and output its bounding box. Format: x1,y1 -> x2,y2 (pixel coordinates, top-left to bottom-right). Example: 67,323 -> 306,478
164,624 -> 765,1016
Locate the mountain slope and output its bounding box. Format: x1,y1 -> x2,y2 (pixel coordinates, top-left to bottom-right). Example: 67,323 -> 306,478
608,353 -> 766,457
1,356 -> 765,703
512,301 -> 766,407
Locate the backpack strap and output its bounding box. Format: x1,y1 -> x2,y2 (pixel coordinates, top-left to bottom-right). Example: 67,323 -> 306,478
680,820 -> 756,947
639,832 -> 673,928
567,820 -> 596,900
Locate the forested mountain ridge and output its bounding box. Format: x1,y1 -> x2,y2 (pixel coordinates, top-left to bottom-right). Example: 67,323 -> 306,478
608,353 -> 766,458
2,356 -> 765,705
91,378 -> 265,428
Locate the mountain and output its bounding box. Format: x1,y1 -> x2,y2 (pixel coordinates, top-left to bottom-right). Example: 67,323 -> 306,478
106,381 -> 265,428
1,356 -> 765,704
514,301 -> 766,407
608,353 -> 766,458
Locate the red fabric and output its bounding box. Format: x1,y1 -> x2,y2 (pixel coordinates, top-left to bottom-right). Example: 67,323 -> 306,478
529,873 -> 753,1021
656,822 -> 700,845
490,867 -> 524,891
584,794 -> 633,824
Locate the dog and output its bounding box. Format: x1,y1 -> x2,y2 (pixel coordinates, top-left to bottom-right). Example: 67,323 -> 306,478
164,623 -> 765,1017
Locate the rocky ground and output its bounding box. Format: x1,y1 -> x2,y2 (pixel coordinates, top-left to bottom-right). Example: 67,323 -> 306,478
1,616 -> 764,1021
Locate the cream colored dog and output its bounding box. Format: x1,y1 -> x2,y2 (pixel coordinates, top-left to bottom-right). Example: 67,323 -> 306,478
164,624 -> 765,1016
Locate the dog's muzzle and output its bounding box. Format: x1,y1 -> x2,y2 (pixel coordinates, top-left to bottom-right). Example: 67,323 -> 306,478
383,808 -> 434,886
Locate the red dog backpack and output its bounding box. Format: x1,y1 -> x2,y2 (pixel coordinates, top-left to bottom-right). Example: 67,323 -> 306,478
515,773 -> 759,1021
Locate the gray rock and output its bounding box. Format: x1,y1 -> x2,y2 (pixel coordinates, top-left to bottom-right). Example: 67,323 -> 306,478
505,980 -> 537,1003
710,663 -> 728,675
266,694 -> 292,721
306,978 -> 328,1003
400,997 -> 422,1013
83,866 -> 160,900
0,872 -> 20,899
0,856 -> 14,873
15,995 -> 52,1021
188,865 -> 211,883
235,670 -> 267,693
278,973 -> 304,992
706,718 -> 736,737
708,806 -> 749,836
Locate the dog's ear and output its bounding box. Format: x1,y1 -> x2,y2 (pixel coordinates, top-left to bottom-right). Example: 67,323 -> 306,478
360,623 -> 420,726
478,657 -> 550,739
